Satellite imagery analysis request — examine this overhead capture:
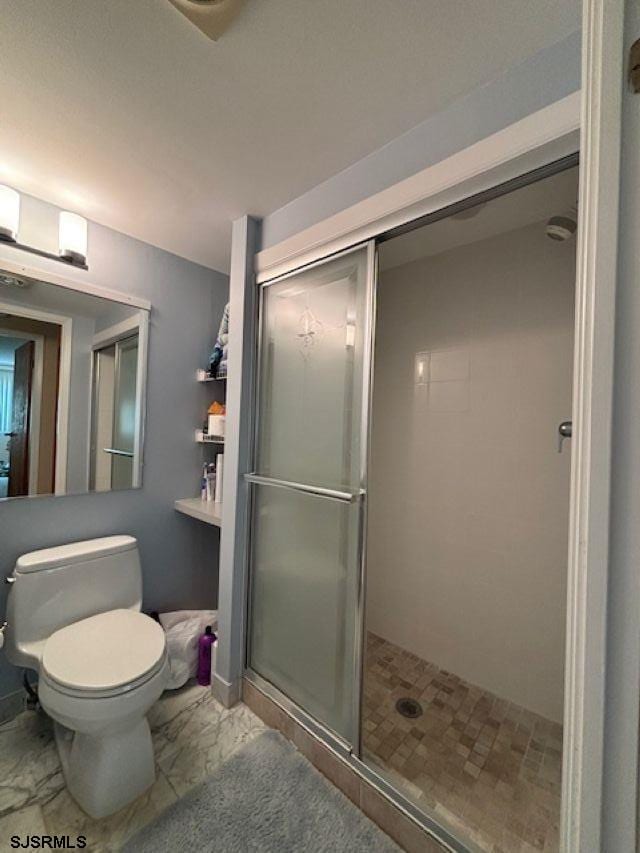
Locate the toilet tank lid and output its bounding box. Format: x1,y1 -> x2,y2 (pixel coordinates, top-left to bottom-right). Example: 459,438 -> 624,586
16,536 -> 138,574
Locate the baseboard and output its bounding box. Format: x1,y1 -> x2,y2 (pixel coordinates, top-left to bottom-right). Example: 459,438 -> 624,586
211,672 -> 242,708
0,689 -> 24,724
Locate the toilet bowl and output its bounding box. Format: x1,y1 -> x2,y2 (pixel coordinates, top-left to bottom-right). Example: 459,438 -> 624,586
4,536 -> 170,818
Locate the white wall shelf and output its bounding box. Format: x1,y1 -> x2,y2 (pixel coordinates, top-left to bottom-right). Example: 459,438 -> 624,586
195,429 -> 224,444
174,497 -> 222,528
197,369 -> 227,383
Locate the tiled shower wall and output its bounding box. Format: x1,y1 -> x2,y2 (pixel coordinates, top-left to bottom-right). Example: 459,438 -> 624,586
368,220 -> 575,722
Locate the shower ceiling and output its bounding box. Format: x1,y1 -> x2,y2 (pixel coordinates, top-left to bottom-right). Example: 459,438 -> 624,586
379,166 -> 579,272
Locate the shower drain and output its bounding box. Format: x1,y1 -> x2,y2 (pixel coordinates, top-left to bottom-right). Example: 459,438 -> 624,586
395,697 -> 423,719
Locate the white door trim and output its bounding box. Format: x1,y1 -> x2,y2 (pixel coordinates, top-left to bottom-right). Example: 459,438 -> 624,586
27,335 -> 44,496
562,1 -> 624,851
132,310 -> 149,489
255,91 -> 581,283
0,300 -> 72,496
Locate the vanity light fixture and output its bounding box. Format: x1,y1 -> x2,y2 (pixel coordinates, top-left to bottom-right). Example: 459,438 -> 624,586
0,186 -> 88,270
0,184 -> 20,242
58,211 -> 88,266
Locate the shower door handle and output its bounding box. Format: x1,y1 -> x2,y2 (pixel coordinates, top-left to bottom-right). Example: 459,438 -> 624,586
558,421 -> 572,453
244,473 -> 364,503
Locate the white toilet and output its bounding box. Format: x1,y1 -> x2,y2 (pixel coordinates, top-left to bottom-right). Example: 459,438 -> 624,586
4,535 -> 169,819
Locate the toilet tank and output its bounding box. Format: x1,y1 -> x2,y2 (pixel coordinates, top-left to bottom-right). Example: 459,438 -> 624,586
5,535 -> 143,670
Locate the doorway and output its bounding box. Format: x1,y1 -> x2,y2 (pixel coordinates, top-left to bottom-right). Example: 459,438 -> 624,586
0,316 -> 62,498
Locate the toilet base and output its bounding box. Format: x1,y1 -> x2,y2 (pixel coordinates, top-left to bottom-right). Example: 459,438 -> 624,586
54,718 -> 156,819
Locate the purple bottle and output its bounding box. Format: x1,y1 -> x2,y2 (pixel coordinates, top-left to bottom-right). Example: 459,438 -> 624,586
197,626 -> 216,686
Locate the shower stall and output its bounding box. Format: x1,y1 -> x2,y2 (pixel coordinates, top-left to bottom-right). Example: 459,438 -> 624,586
243,158 -> 578,852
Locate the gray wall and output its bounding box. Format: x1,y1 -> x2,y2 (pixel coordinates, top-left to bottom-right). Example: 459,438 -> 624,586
0,193 -> 228,702
260,31 -> 581,250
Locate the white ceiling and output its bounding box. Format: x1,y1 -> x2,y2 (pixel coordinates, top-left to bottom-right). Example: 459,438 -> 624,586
379,166 -> 579,272
1,1 -> 579,273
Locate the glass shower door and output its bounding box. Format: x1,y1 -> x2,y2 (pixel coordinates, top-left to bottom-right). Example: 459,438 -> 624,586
247,243 -> 375,746
110,335 -> 139,489
90,334 -> 139,491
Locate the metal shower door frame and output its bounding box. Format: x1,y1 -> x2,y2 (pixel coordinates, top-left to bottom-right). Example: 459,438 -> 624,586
243,240 -> 377,758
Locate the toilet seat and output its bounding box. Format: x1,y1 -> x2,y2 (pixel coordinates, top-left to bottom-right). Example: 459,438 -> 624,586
41,609 -> 166,698
40,653 -> 167,699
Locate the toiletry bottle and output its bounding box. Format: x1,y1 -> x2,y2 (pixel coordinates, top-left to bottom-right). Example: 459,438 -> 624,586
206,463 -> 216,502
197,626 -> 216,686
200,464 -> 207,501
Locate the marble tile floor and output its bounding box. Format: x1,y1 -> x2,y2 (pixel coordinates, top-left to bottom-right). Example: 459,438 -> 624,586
363,633 -> 562,853
0,682 -> 266,852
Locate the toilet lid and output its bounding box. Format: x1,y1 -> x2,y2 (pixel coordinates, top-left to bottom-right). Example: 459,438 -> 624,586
42,609 -> 166,692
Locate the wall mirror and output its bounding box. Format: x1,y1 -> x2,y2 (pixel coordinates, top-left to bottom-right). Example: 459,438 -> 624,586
0,266 -> 149,500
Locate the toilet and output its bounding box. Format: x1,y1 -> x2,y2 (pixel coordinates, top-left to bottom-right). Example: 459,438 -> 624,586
4,535 -> 169,819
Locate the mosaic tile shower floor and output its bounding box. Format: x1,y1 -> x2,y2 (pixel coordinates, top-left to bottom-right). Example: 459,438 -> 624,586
362,633 -> 562,852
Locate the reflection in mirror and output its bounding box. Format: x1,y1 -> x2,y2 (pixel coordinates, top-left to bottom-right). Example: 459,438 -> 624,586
0,270 -> 148,500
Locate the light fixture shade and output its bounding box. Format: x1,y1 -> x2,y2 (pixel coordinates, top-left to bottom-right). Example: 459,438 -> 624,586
167,0 -> 246,40
58,211 -> 87,264
0,185 -> 20,242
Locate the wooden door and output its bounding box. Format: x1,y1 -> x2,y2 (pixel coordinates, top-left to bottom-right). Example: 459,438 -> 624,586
8,341 -> 34,497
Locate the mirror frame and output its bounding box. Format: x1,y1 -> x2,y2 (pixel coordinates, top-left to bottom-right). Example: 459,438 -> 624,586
0,257 -> 151,498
